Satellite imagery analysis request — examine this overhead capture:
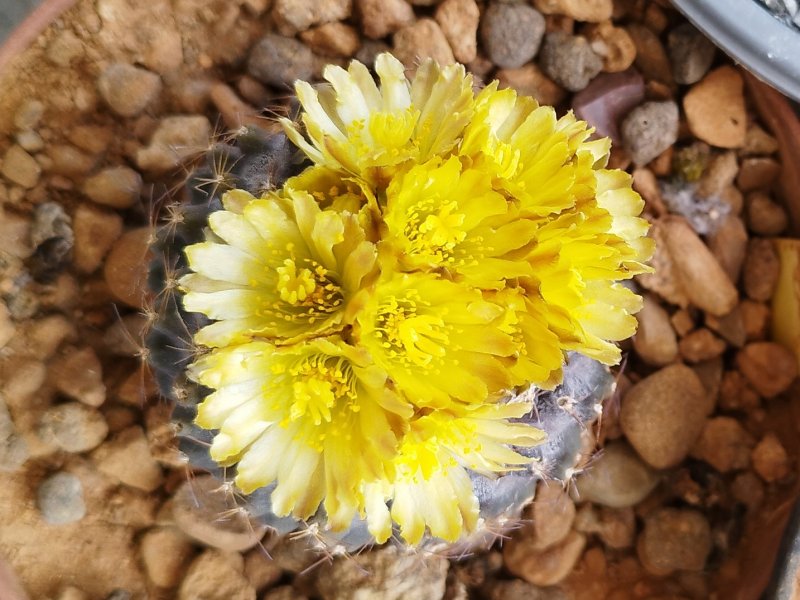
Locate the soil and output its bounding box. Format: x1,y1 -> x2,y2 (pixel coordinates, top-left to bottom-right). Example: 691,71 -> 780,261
0,0 -> 799,599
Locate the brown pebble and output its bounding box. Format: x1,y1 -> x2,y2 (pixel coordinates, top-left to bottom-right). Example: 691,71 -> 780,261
741,123 -> 779,157
82,166 -> 143,210
393,18 -> 455,69
533,0 -> 612,21
697,150 -> 739,199
632,168 -> 666,216
637,221 -> 691,308
719,370 -> 760,411
679,328 -> 726,363
140,527 -> 195,588
632,295 -> 678,366
684,66 -> 747,148
737,157 -> 781,192
525,483 -> 576,550
638,508 -> 711,574
690,417 -> 753,472
72,204 -> 123,274
496,64 -> 566,107
671,309 -> 696,337
244,549 -> 283,592
741,300 -> 770,340
746,192 -> 788,236
663,217 -> 738,316
299,22 -> 361,57
356,0 -> 414,40
752,433 -> 791,482
584,21 -> 636,73
574,504 -> 636,549
504,530 -> 586,586
743,238 -> 780,302
209,82 -> 262,130
103,227 -> 153,309
178,550 -> 256,600
621,364 -> 711,469
93,426 -> 164,492
736,342 -> 798,398
731,472 -> 765,512
435,0 -> 480,64
705,306 -> 746,348
627,23 -> 673,85
48,346 -> 106,407
708,215 -> 748,284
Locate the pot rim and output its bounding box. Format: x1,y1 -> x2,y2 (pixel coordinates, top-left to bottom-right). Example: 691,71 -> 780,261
0,0 -> 78,75
672,0 -> 800,103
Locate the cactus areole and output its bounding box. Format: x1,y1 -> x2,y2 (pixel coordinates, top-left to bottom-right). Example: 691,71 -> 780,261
147,53 -> 652,551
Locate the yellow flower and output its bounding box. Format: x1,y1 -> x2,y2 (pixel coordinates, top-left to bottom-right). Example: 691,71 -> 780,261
180,188 -> 376,347
364,402 -> 545,544
189,336 -> 408,530
380,155 -> 537,288
279,53 -> 474,187
353,272 -> 516,407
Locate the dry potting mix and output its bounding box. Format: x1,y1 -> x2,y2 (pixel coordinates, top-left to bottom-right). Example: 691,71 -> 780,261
0,1 -> 799,599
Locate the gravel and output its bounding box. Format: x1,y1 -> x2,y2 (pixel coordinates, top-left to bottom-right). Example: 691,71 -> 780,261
37,472 -> 86,525
480,4 -> 546,69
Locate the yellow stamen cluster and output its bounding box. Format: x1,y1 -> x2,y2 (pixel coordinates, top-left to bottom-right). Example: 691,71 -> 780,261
181,53 -> 652,545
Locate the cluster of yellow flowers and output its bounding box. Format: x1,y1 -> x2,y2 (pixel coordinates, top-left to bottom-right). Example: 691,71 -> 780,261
181,54 -> 652,545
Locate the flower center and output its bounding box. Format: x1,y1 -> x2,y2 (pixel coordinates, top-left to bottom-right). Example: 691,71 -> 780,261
404,199 -> 466,265
375,294 -> 449,367
266,256 -> 344,326
289,355 -> 357,426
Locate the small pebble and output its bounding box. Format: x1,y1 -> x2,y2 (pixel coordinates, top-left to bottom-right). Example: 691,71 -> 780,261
679,328 -> 726,363
16,130 -> 45,153
752,433 -> 791,482
263,588 -> 307,600
1,145 -> 42,189
315,546 -> 448,600
743,238 -> 780,302
140,527 -> 195,589
705,306 -> 747,348
575,441 -> 659,508
39,402 -> 108,453
93,426 -> 163,492
667,23 -> 716,85
49,346 -> 106,407
37,472 -> 86,525
737,157 -> 781,192
533,0 -> 612,22
574,504 -> 636,549
638,509 -> 711,574
504,530 -> 586,586
103,227 -> 152,309
14,99 -> 45,130
393,18 -> 455,68
690,416 -> 753,472
497,64 -> 566,107
632,294 -> 678,366
663,217 -> 739,316
627,23 -> 673,85
620,100 -> 679,166
684,66 -> 747,148
731,471 -> 765,512
58,587 -> 89,600
620,364 -> 710,469
68,124 -> 113,155
741,300 -> 770,340
82,167 -> 143,210
584,22 -> 636,73
136,115 -> 211,173
172,476 -> 266,552
46,144 -> 98,179
746,192 -> 788,236
736,342 -> 798,398
97,63 -> 162,118
480,4 -> 546,69
72,204 -> 123,274
299,22 -> 361,58
356,0 -> 415,40
246,34 -> 315,89
271,0 -> 351,36
572,69 -> 645,144
708,215 -> 748,284
719,370 -> 761,412
741,124 -> 779,156
435,0 -> 480,64
178,550 -> 256,600
525,483 -> 575,550
539,32 -> 603,92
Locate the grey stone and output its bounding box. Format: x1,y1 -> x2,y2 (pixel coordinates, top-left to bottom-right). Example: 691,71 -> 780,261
37,472 -> 86,525
247,34 -> 315,88
667,24 -> 716,85
31,201 -> 74,250
97,63 -> 162,118
539,32 -> 603,92
480,3 -> 546,69
620,100 -> 679,166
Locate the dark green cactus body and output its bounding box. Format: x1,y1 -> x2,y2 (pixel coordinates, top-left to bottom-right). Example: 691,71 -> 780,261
146,126 -> 614,552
